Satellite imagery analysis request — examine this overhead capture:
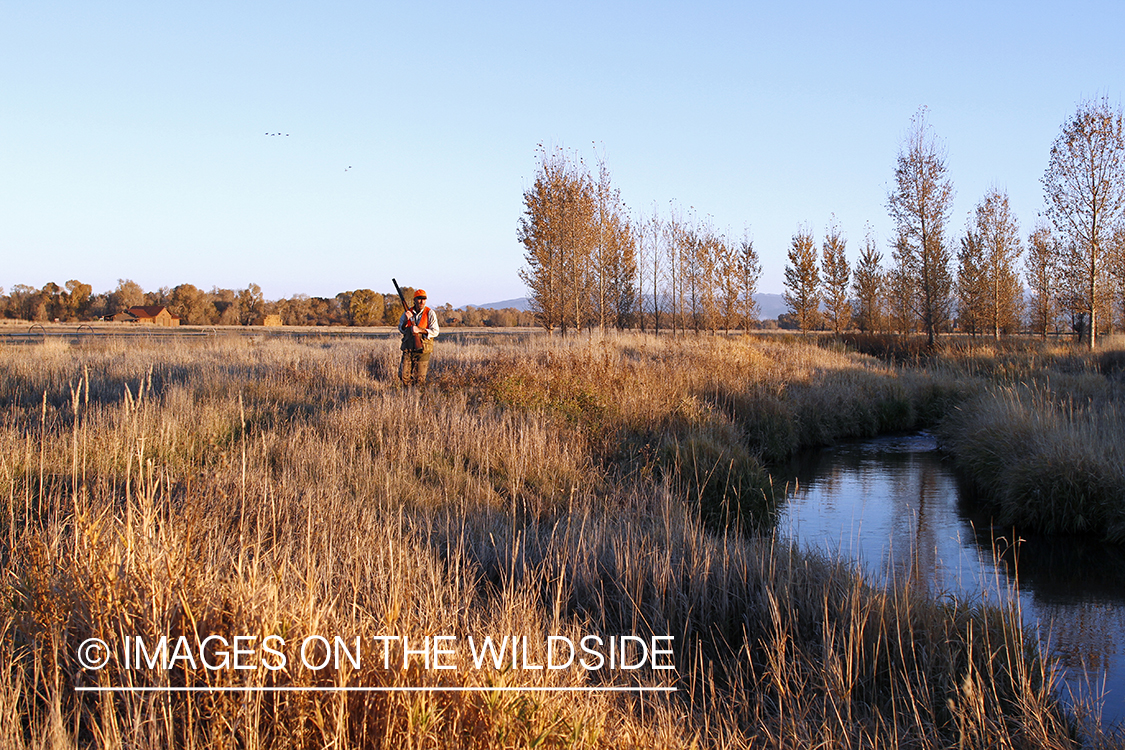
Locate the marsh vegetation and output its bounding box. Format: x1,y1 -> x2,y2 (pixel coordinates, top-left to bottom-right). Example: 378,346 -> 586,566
2,331 -> 1123,748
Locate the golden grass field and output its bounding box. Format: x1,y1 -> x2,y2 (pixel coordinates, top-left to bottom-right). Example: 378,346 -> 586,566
2,330 -> 1123,748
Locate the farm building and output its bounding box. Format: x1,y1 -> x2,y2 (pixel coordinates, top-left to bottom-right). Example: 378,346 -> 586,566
111,306 -> 181,326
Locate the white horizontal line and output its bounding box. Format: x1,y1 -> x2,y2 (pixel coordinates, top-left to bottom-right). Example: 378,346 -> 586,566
76,686 -> 676,693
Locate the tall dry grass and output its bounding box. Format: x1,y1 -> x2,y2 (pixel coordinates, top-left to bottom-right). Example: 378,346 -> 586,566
930,337 -> 1125,542
0,333 -> 1110,748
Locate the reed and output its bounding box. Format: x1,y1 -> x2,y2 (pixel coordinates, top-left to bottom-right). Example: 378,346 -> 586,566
1,332 -> 1113,748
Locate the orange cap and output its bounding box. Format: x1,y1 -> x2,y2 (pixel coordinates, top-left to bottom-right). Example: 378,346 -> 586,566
413,289 -> 427,299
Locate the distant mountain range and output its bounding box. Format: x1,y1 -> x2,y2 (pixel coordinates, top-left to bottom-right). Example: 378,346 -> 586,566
472,293 -> 789,320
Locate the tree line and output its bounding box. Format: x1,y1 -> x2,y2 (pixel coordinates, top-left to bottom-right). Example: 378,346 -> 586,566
519,144 -> 762,335
520,99 -> 1125,348
782,100 -> 1125,349
0,280 -> 537,328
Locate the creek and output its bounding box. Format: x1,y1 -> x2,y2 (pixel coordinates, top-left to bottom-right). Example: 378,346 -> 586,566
777,431 -> 1125,729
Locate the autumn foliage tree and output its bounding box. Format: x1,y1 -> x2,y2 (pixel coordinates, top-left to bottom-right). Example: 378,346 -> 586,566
821,219 -> 851,334
784,225 -> 821,332
518,145 -> 638,335
736,233 -> 762,331
852,226 -> 884,332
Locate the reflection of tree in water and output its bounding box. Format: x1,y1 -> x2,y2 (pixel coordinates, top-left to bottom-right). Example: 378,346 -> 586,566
972,527 -> 1125,604
885,454 -> 949,593
781,434 -> 1125,724
781,443 -> 960,592
1036,600 -> 1122,679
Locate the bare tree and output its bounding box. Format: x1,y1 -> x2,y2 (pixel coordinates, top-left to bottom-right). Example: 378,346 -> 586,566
821,218 -> 851,334
784,225 -> 821,332
665,206 -> 687,335
680,221 -> 703,333
639,207 -> 664,333
1025,222 -> 1060,339
887,108 -> 955,347
1042,97 -> 1125,349
714,230 -> 738,334
852,225 -> 884,332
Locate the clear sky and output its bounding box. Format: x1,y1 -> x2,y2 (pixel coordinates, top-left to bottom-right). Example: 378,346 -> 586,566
2,1 -> 1122,308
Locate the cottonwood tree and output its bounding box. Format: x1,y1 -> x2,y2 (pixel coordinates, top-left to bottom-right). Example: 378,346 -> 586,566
852,226 -> 884,332
62,280 -> 92,320
238,284 -> 265,325
1042,97 -> 1125,348
169,283 -> 215,325
1026,223 -> 1061,338
887,108 -> 955,347
348,289 -> 384,326
109,279 -> 145,314
7,285 -> 38,321
784,225 -> 821,332
821,219 -> 851,334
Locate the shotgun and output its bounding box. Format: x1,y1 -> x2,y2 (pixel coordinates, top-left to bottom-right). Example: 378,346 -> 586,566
392,278 -> 423,350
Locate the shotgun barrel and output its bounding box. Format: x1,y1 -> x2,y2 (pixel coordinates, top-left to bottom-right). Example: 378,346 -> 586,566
392,278 -> 423,350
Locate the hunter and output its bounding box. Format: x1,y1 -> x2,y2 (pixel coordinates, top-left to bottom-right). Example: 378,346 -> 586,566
397,289 -> 439,387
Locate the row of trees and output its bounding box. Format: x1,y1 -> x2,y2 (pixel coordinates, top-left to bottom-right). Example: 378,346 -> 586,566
521,99 -> 1125,346
518,145 -> 763,334
780,100 -> 1125,347
0,280 -> 537,328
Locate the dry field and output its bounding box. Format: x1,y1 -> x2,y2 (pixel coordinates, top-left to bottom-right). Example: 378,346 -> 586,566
2,331 -> 1120,748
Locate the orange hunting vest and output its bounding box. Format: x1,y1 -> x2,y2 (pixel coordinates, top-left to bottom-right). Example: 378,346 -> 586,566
401,307 -> 430,351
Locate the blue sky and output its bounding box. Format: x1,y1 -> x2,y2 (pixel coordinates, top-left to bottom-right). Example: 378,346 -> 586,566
2,1 -> 1122,308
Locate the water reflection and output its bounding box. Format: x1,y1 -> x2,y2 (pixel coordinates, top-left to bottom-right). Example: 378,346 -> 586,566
776,432 -> 1125,727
